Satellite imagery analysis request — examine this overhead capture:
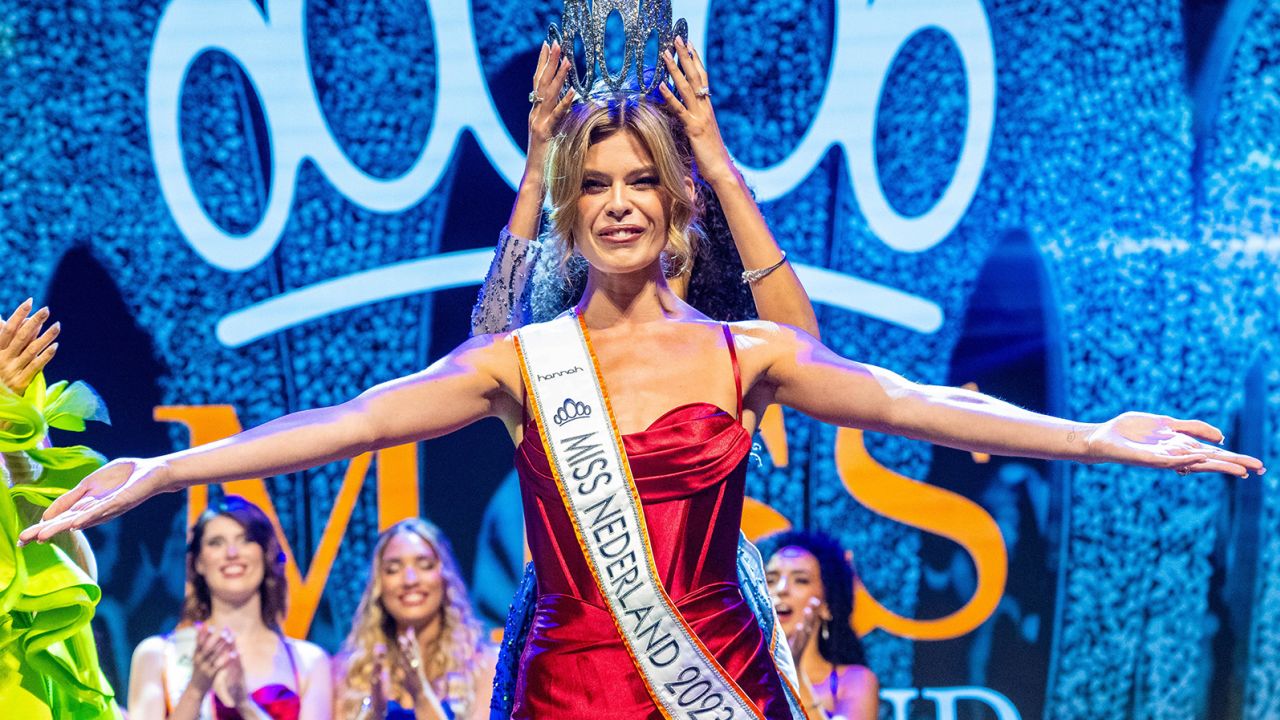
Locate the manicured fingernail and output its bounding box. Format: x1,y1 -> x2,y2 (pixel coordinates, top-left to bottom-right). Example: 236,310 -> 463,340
22,297 -> 32,307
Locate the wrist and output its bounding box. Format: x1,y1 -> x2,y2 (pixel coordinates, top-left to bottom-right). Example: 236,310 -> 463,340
149,457 -> 181,493
1072,423 -> 1102,463
517,173 -> 547,197
698,157 -> 740,189
183,677 -> 213,699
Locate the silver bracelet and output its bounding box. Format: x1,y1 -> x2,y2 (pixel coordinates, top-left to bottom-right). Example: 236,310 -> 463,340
741,251 -> 788,285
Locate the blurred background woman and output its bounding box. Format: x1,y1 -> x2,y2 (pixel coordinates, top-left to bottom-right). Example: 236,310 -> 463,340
335,519 -> 496,720
127,496 -> 331,719
763,531 -> 879,720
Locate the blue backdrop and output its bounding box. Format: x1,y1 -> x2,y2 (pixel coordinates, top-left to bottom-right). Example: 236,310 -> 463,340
3,1 -> 1279,718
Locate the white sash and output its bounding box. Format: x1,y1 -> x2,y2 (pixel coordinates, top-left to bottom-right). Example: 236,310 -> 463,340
515,312 -> 766,719
163,627 -> 215,719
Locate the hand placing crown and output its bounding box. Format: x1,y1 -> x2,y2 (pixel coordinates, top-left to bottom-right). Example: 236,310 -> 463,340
549,0 -> 689,98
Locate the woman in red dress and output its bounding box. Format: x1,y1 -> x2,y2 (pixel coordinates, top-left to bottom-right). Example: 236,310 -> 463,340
23,39 -> 1263,720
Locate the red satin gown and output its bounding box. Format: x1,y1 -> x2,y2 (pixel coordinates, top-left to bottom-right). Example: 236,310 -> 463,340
512,327 -> 792,719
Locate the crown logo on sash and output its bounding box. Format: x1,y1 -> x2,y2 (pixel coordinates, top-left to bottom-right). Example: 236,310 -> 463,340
553,398 -> 593,426
549,0 -> 689,99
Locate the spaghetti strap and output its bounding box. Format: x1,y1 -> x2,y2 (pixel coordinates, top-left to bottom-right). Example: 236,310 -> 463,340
721,323 -> 743,421
160,646 -> 172,716
282,635 -> 301,690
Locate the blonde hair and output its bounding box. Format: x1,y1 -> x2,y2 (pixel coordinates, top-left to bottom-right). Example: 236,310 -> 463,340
338,519 -> 485,717
544,95 -> 703,277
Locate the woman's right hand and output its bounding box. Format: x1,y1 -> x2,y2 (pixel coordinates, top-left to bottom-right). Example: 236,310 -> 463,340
359,644 -> 391,720
508,41 -> 577,240
19,457 -> 173,544
527,41 -> 576,163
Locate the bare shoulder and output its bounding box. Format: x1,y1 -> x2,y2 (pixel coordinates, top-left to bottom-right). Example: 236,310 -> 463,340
457,330 -> 520,365
468,643 -> 500,717
287,637 -> 332,669
132,634 -> 168,663
836,663 -> 879,696
475,641 -> 500,669
329,647 -> 352,671
455,331 -> 524,388
130,634 -> 169,682
329,648 -> 354,685
727,319 -> 812,346
726,320 -> 813,373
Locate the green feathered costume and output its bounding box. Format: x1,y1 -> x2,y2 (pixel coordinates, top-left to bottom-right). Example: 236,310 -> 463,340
0,373 -> 121,719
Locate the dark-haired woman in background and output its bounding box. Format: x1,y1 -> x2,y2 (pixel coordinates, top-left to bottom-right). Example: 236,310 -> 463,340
764,531 -> 878,720
127,497 -> 331,719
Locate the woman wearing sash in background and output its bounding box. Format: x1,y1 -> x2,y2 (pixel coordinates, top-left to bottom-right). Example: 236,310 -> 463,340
334,519 -> 496,720
127,496 -> 331,719
762,532 -> 878,720
22,26 -> 1265,720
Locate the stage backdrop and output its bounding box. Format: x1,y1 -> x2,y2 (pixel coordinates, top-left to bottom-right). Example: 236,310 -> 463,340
3,1 -> 1279,718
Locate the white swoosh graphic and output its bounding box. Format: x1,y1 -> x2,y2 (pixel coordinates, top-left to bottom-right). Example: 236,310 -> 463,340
215,250 -> 943,348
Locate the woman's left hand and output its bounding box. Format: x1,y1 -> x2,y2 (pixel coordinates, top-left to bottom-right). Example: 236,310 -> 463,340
659,37 -> 735,185
1085,412 -> 1264,477
0,300 -> 59,394
395,626 -> 433,701
212,630 -> 250,708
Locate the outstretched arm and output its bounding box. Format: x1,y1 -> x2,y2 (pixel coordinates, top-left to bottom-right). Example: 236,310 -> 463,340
661,39 -> 820,337
20,334 -> 522,543
745,323 -> 1263,476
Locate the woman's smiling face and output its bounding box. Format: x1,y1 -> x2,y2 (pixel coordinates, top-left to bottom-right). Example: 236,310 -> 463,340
573,129 -> 688,277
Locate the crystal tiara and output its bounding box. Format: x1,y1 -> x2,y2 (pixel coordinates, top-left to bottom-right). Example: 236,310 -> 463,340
548,0 -> 690,99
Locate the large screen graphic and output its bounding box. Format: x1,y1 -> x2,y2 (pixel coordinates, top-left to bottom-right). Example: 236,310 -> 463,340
4,1 -> 1280,718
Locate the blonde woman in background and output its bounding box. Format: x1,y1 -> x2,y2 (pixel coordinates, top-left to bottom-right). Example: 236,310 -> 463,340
334,519 -> 496,720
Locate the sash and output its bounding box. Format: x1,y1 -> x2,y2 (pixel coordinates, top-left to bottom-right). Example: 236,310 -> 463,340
163,627 -> 215,719
736,535 -> 809,719
515,312 -> 765,719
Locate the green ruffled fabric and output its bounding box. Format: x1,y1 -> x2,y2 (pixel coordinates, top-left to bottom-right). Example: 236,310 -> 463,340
0,374 -> 120,719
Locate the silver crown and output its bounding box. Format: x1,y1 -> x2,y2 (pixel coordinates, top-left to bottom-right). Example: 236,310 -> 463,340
549,0 -> 689,99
